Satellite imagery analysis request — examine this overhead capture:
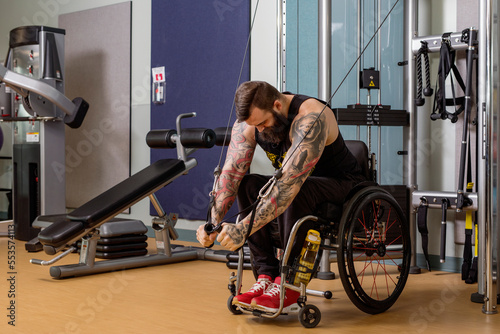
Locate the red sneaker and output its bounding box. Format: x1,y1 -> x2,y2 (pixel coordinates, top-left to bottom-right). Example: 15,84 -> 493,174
232,275 -> 273,308
251,276 -> 300,313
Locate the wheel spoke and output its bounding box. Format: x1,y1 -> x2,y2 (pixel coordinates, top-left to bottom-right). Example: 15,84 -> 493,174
372,256 -> 399,286
386,233 -> 402,247
338,188 -> 410,314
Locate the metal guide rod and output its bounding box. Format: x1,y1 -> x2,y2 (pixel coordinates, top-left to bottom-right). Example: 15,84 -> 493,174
404,0 -> 419,273
356,0 -> 361,105
278,0 -> 286,91
476,0 -> 488,301
377,0 -> 381,103
479,0 -> 497,315
318,0 -> 331,101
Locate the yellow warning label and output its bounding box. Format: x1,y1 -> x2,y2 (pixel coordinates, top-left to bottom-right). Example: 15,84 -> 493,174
369,81 -> 375,87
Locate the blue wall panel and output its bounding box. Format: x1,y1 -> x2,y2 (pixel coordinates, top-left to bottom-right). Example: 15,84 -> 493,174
151,0 -> 250,220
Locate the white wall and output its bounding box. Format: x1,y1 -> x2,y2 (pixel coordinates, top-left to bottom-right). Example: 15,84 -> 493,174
249,0 -> 279,175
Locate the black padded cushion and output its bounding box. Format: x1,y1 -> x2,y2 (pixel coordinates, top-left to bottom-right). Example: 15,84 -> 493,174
38,159 -> 186,249
36,216 -> 148,248
68,159 -> 186,226
38,216 -> 85,248
345,140 -> 370,181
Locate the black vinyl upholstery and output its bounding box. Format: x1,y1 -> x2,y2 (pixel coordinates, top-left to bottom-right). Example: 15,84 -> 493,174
37,217 -> 85,247
345,140 -> 370,181
68,159 -> 186,224
38,159 -> 187,248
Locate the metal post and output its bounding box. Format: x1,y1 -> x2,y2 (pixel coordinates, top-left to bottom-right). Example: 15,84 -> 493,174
476,0 -> 488,306
377,0 -> 382,183
278,0 -> 287,92
317,0 -> 335,279
356,0 -> 361,105
404,0 -> 420,274
479,0 -> 497,315
356,0 -> 362,139
318,0 -> 331,101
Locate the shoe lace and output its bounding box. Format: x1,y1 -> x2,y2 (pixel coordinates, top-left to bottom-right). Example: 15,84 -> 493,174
249,279 -> 270,293
265,283 -> 280,297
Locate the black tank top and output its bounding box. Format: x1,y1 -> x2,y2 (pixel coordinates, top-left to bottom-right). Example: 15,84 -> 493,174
255,93 -> 362,178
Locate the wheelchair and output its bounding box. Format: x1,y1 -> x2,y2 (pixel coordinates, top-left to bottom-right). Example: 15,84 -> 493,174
226,140 -> 411,328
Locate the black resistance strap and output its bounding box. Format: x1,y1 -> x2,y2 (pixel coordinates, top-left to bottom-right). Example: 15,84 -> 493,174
431,33 -> 466,123
417,199 -> 431,271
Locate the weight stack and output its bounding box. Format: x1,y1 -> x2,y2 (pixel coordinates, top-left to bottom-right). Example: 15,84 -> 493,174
77,219 -> 149,259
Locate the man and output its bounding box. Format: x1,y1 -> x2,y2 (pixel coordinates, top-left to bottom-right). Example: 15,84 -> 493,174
196,81 -> 365,313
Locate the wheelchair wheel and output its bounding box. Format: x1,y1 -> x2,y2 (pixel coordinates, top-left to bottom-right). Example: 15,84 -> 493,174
227,295 -> 243,315
298,304 -> 321,328
337,186 -> 411,314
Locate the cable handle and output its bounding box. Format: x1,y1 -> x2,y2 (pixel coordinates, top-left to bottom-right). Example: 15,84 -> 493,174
204,221 -> 223,235
203,220 -> 223,248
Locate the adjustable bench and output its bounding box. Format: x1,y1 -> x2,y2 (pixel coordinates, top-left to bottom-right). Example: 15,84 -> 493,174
37,158 -> 190,254
31,113 -> 231,278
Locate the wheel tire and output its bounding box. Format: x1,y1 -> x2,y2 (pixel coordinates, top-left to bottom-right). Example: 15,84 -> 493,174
337,187 -> 411,314
298,304 -> 322,328
227,295 -> 243,315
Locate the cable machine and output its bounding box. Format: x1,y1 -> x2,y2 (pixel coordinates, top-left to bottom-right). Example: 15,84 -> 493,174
281,0 -> 498,315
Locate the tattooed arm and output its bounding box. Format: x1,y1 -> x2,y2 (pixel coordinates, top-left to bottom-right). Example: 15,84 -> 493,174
217,102 -> 337,251
196,120 -> 256,247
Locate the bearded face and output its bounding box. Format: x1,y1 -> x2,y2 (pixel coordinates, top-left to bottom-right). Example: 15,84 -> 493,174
258,109 -> 290,144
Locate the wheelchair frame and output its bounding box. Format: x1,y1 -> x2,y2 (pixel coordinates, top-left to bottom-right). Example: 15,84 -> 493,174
226,143 -> 412,328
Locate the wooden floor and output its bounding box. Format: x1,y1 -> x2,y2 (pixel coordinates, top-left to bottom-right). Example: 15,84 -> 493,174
1,237 -> 499,334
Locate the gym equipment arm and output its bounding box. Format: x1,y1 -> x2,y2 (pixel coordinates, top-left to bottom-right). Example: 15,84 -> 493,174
0,63 -> 88,128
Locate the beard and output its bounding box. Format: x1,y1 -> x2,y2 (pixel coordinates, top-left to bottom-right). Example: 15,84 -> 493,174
258,110 -> 290,145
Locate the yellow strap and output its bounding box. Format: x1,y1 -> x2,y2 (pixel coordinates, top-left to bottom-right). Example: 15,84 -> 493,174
465,181 -> 476,254
465,211 -> 473,230
474,222 -> 478,257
